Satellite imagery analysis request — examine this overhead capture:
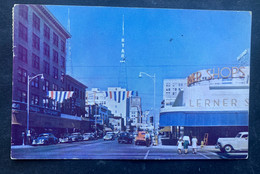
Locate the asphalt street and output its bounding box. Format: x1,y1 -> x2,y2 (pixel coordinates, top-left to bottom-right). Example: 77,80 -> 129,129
11,139 -> 248,160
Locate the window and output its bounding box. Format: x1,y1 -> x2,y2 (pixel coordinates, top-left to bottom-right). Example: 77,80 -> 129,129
61,40 -> 65,53
32,54 -> 40,70
32,33 -> 40,50
166,88 -> 170,91
52,83 -> 58,90
17,67 -> 27,84
53,67 -> 58,79
19,22 -> 27,42
67,84 -> 70,91
31,76 -> 39,88
18,45 -> 27,63
60,87 -> 64,91
61,56 -> 65,68
44,24 -> 50,40
44,42 -> 50,57
53,32 -> 59,47
31,94 -> 39,105
43,98 -> 49,108
19,5 -> 28,20
43,61 -> 50,75
53,50 -> 58,63
61,71 -> 64,83
17,89 -> 27,103
33,13 -> 40,31
42,80 -> 49,91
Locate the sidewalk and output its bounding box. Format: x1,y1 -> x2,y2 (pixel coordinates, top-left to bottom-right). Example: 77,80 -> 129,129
11,145 -> 34,149
153,144 -> 219,152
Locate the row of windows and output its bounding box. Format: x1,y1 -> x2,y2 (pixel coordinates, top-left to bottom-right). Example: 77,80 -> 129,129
66,84 -> 85,100
17,89 -> 60,109
18,39 -> 65,67
165,83 -> 185,87
17,66 -> 64,86
165,88 -> 182,92
18,5 -> 66,53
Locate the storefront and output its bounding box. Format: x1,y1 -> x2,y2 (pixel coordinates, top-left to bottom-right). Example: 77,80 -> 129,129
159,66 -> 249,145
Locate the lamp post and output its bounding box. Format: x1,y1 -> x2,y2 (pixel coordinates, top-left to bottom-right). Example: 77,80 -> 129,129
138,72 -> 156,132
27,74 -> 44,144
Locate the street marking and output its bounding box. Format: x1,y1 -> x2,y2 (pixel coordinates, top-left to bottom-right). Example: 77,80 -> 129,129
197,152 -> 210,159
208,152 -> 219,156
144,150 -> 150,159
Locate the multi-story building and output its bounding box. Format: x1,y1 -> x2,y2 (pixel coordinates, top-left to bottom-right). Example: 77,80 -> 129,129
11,5 -> 89,144
63,75 -> 87,117
129,96 -> 141,126
163,79 -> 187,108
160,66 -> 250,145
86,87 -> 130,127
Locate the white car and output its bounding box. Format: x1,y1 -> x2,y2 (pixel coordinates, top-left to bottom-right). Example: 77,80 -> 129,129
216,132 -> 248,153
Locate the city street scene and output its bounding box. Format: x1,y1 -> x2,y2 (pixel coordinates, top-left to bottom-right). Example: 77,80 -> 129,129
11,5 -> 250,159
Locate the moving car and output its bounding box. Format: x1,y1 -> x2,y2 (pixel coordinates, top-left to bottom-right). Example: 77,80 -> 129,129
103,132 -> 115,141
59,133 -> 72,143
71,132 -> 83,142
32,133 -> 58,145
216,132 -> 248,153
118,132 -> 133,144
135,131 -> 151,147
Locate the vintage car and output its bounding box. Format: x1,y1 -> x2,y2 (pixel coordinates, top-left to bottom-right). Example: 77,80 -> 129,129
83,133 -> 96,141
216,132 -> 248,153
59,133 -> 72,143
71,132 -> 83,142
118,132 -> 133,144
32,133 -> 58,145
103,132 -> 115,141
135,131 -> 151,147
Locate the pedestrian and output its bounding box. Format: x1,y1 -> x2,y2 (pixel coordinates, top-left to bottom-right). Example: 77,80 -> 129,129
183,135 -> 191,154
145,131 -> 150,147
192,136 -> 198,154
177,138 -> 183,154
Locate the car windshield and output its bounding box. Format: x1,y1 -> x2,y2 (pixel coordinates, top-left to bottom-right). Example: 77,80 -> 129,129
107,132 -> 114,135
72,133 -> 79,136
84,133 -> 91,136
39,134 -> 49,137
235,133 -> 242,138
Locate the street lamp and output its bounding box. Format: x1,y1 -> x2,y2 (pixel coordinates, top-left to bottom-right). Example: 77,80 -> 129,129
26,74 -> 44,144
138,72 -> 156,132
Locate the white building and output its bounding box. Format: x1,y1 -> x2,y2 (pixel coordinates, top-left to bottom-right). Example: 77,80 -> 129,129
129,96 -> 141,126
163,79 -> 187,108
86,87 -> 130,126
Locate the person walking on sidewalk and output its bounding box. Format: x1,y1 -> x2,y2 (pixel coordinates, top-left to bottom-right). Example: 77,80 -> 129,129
192,136 -> 198,154
183,136 -> 191,154
177,138 -> 183,154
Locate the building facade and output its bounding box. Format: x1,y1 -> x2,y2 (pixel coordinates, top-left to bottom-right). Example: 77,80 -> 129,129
12,5 -> 89,145
160,66 -> 249,145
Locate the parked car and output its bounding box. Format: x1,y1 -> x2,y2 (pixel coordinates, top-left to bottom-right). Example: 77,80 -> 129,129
135,131 -> 151,147
216,132 -> 248,153
59,133 -> 72,143
118,132 -> 133,144
103,132 -> 115,141
71,132 -> 83,142
32,133 -> 58,145
83,133 -> 96,141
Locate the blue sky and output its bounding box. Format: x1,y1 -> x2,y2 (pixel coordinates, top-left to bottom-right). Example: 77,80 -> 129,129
47,6 -> 251,123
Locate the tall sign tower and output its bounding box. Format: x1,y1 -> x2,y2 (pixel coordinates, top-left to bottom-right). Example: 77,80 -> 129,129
118,15 -> 128,89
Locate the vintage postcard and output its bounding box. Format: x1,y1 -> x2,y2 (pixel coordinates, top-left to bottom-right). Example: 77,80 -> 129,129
11,4 -> 251,159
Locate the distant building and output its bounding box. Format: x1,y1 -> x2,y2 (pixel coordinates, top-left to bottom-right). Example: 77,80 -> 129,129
129,96 -> 141,126
86,87 -> 131,127
163,79 -> 187,108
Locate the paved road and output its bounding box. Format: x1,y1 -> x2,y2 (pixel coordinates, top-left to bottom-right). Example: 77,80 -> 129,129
11,139 -> 247,160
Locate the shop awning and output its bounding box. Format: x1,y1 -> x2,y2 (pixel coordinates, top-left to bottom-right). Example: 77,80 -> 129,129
160,126 -> 171,132
160,111 -> 248,127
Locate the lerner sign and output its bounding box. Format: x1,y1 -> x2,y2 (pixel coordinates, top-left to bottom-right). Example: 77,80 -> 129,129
187,67 -> 246,86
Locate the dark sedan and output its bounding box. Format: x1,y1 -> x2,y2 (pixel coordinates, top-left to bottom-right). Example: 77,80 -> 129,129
118,132 -> 133,144
32,133 -> 58,145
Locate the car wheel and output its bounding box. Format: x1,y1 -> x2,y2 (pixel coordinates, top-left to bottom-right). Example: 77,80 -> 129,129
224,145 -> 232,153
